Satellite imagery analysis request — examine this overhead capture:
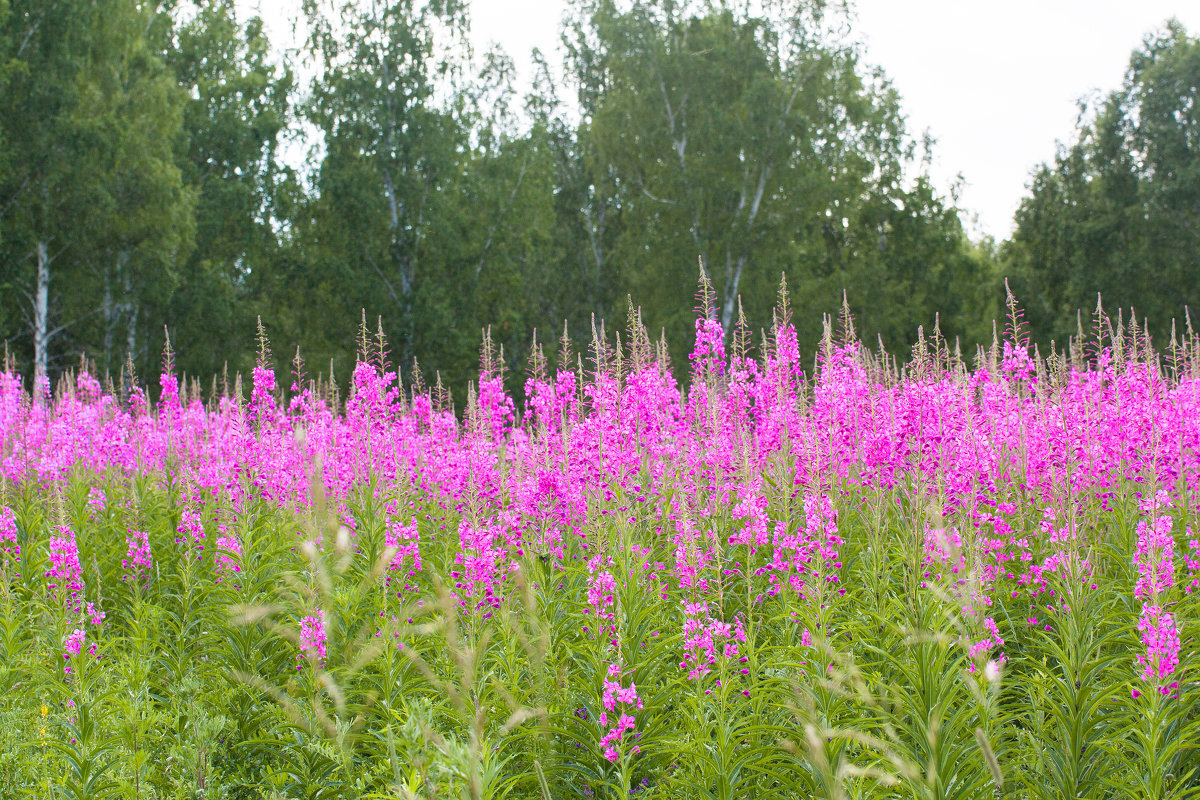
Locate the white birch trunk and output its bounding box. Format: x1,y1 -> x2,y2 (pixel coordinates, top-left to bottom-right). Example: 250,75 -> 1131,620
33,240 -> 50,395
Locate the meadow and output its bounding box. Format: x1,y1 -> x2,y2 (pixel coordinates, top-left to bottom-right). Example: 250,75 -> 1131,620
1,288 -> 1198,798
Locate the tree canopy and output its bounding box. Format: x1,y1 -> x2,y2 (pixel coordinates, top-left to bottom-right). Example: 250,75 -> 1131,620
4,1 -> 1192,393
1005,20 -> 1200,347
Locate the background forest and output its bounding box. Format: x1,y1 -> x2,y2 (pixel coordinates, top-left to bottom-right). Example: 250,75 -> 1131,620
0,0 -> 1198,394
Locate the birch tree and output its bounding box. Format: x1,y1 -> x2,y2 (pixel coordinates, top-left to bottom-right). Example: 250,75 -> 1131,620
1005,20 -> 1200,345
565,0 -> 973,352
0,0 -> 94,386
0,0 -> 192,383
296,0 -> 470,370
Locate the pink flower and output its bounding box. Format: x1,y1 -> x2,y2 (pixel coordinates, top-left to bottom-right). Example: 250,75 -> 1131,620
298,610 -> 327,668
63,628 -> 86,674
968,617 -> 1005,663
599,663 -> 643,762
123,529 -> 152,583
689,316 -> 726,376
0,507 -> 19,574
1137,604 -> 1180,692
176,506 -> 205,553
215,534 -> 241,582
1134,516 -> 1175,599
384,517 -> 422,587
46,528 -> 84,612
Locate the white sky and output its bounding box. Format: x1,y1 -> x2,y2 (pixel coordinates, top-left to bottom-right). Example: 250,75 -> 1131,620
240,0 -> 1200,241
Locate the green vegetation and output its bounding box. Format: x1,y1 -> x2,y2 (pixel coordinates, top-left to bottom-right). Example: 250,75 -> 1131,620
1,1 -> 1198,392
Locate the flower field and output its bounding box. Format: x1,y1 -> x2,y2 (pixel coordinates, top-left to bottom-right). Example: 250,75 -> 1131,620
2,292 -> 1199,798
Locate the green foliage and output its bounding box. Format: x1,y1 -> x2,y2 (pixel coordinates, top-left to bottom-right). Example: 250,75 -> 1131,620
161,0 -> 295,381
0,0 -> 193,377
1,468 -> 1198,797
564,0 -> 994,359
2,0 -> 993,396
1004,20 -> 1200,347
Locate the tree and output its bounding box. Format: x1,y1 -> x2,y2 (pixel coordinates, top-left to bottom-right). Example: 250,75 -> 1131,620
160,0 -> 294,380
0,0 -> 192,384
1005,20 -> 1200,345
286,0 -> 471,377
1,0 -> 94,385
562,0 -> 986,357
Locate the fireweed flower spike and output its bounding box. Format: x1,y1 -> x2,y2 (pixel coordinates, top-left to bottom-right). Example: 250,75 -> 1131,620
46,527 -> 84,612
0,507 -> 19,574
1137,604 -> 1180,693
62,628 -> 86,675
599,662 -> 643,763
298,610 -> 327,669
123,529 -> 152,584
1134,514 -> 1181,695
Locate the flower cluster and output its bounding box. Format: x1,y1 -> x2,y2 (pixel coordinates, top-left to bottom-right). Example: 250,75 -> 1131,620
599,662 -> 643,762
87,487 -> 107,517
681,602 -> 747,681
1133,511 -> 1180,695
1135,516 -> 1175,599
214,533 -> 241,582
298,610 -> 327,668
689,316 -> 726,376
1137,605 -> 1180,695
62,628 -> 87,675
0,506 -> 19,573
384,516 -> 422,591
176,505 -> 205,553
123,528 -> 152,584
585,555 -> 618,640
46,528 -> 84,611
1,299 -> 1200,771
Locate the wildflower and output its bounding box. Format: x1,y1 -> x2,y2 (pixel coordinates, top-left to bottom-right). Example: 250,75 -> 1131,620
689,316 -> 726,376
63,628 -> 86,674
0,507 -> 19,574
598,662 -> 642,763
87,487 -> 106,516
46,528 -> 84,611
1136,604 -> 1180,693
176,506 -> 205,553
298,610 -> 327,668
214,534 -> 241,582
1134,516 -> 1174,599
123,529 -> 152,584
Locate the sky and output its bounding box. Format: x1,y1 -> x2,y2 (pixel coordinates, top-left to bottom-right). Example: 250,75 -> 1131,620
240,0 -> 1200,241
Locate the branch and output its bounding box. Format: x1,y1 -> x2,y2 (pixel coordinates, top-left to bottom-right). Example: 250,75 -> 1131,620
640,185 -> 677,205
475,151 -> 531,281
746,165 -> 771,232
46,306 -> 102,340
0,174 -> 32,223
656,70 -> 688,170
366,254 -> 402,308
582,203 -> 604,275
15,8 -> 50,60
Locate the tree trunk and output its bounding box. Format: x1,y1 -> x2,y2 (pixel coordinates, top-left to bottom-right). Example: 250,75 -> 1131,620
122,260 -> 136,365
103,268 -> 114,363
721,252 -> 745,333
33,240 -> 50,396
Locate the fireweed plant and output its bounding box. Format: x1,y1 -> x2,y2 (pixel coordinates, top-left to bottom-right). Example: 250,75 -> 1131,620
1,281 -> 1199,799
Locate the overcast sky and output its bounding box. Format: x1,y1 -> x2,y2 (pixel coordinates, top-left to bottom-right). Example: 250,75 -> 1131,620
244,0 -> 1200,241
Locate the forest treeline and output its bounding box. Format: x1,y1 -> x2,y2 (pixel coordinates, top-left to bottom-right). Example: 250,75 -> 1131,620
1,0 -> 1198,394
